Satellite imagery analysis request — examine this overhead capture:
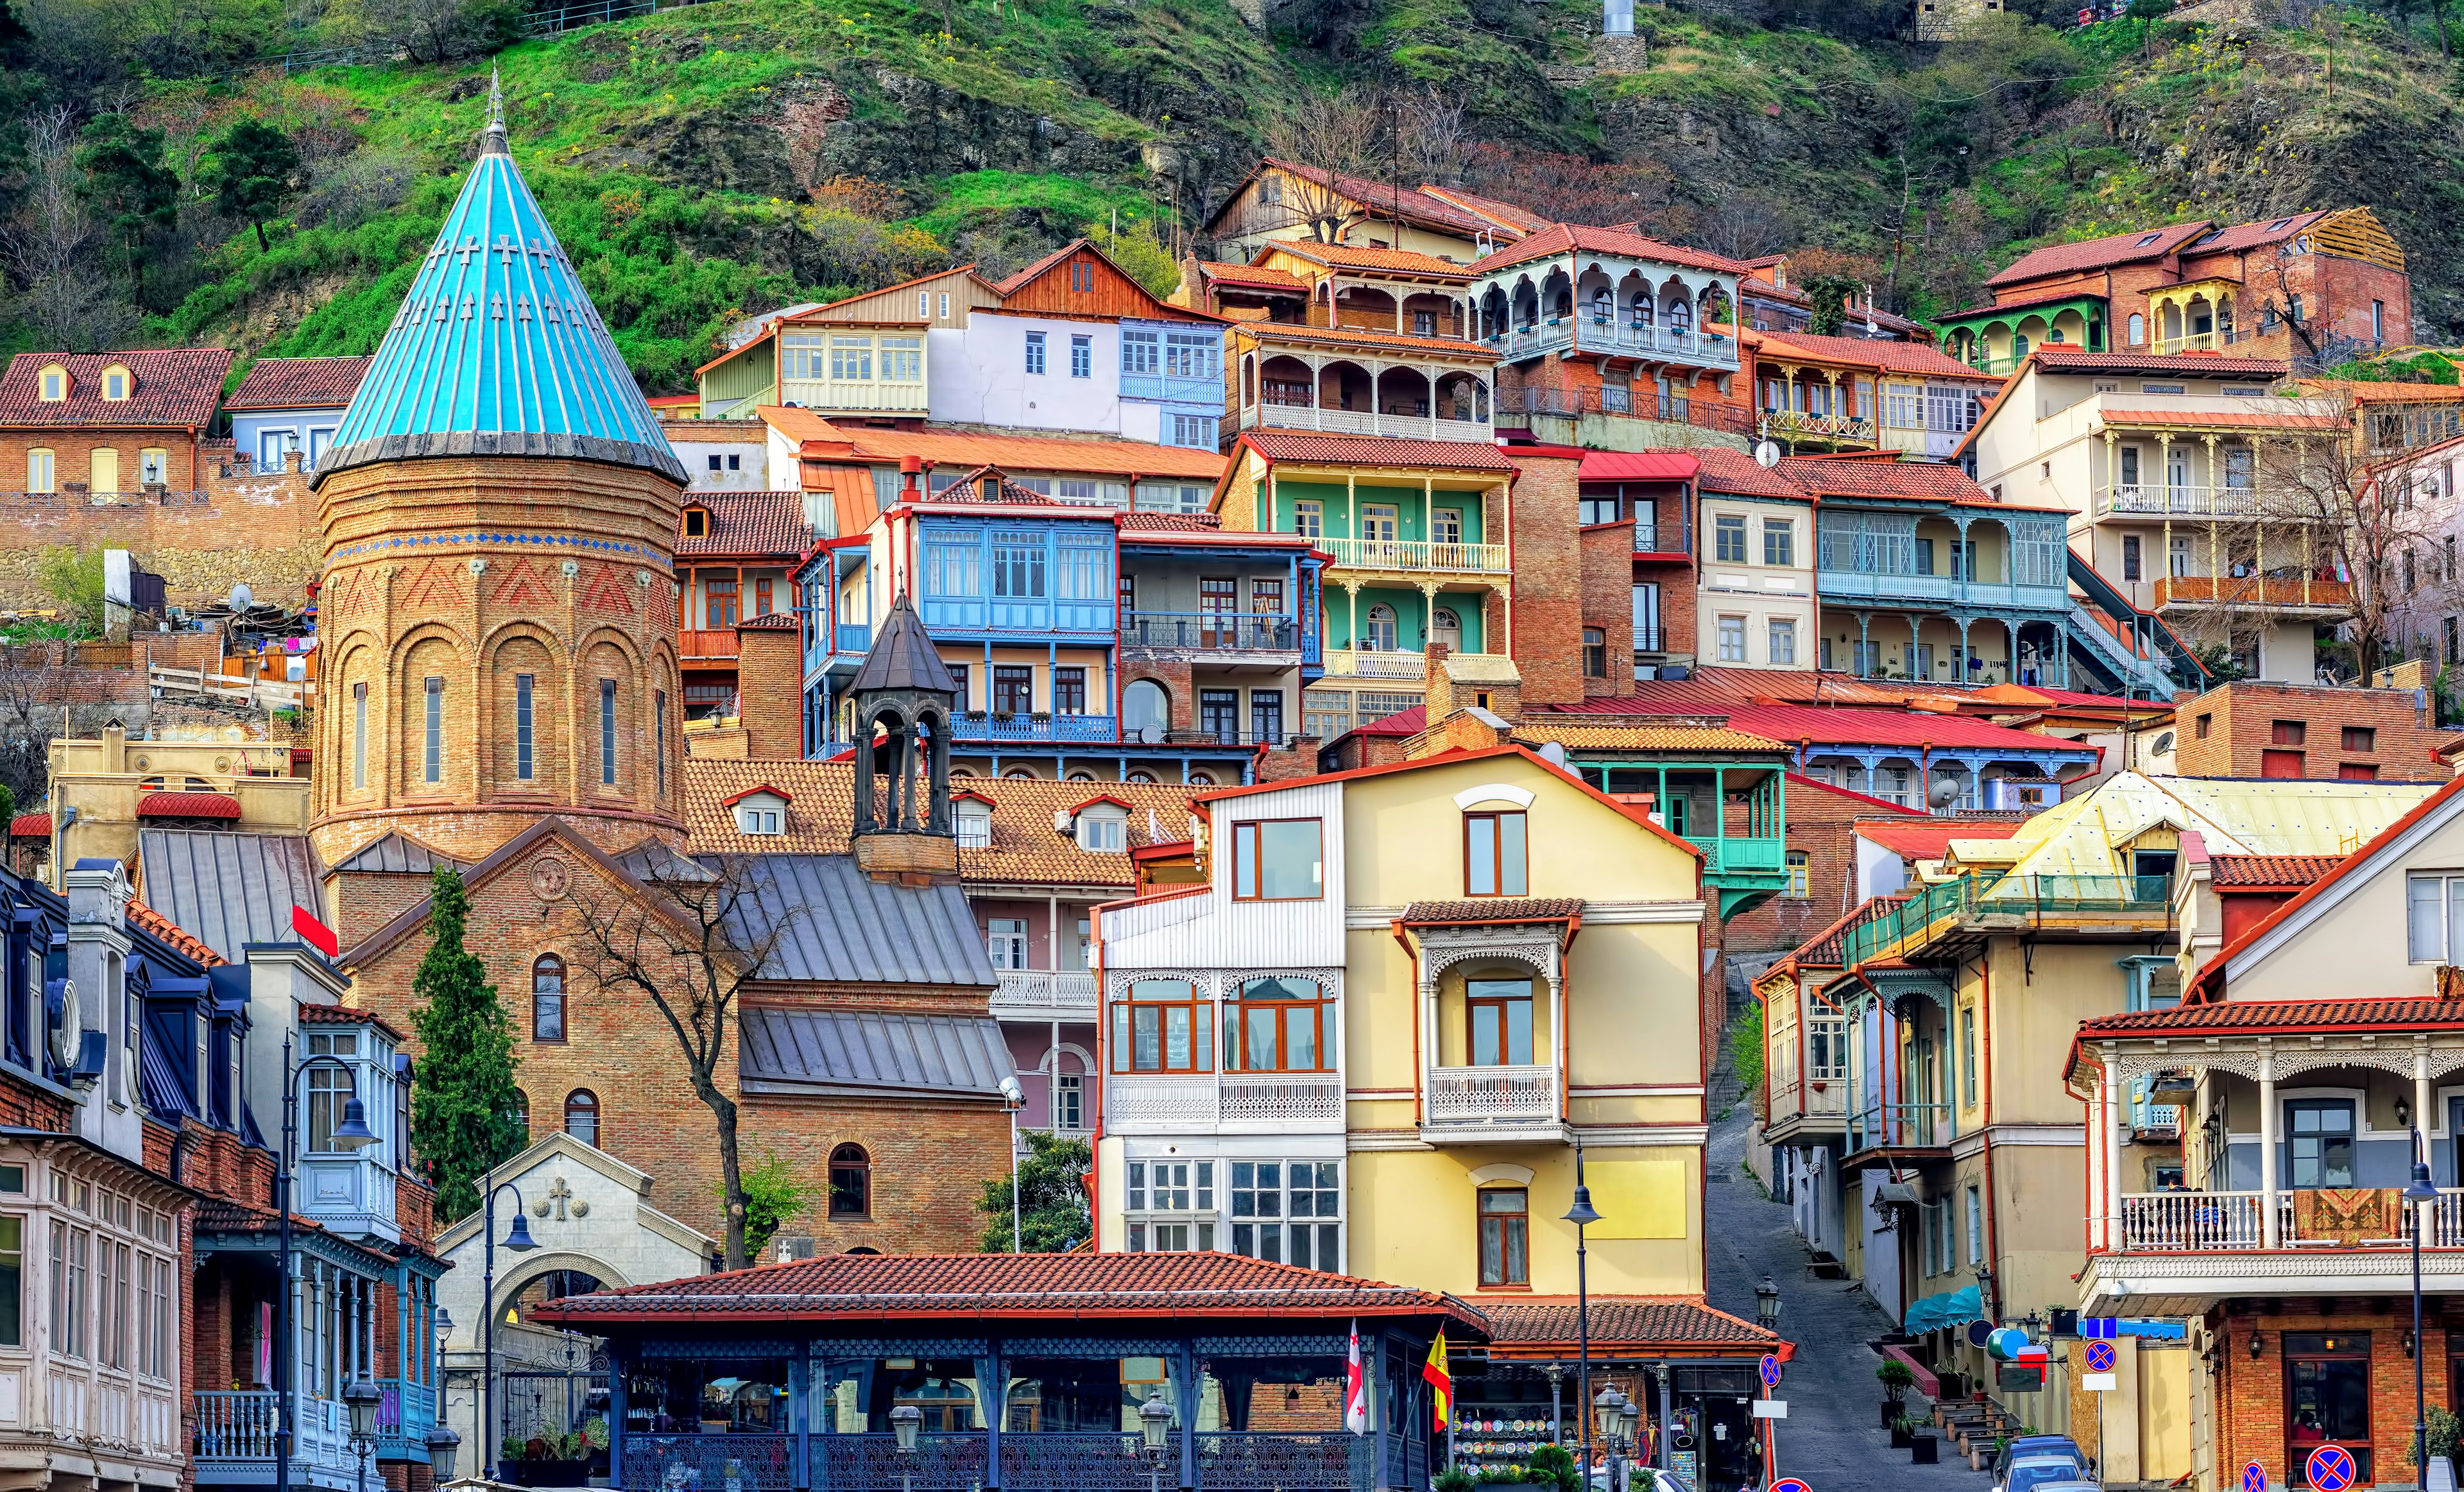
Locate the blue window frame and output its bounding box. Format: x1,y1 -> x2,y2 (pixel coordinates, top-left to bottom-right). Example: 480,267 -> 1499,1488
1123,332 -> 1159,375
1025,332 -> 1047,375
1070,335 -> 1093,379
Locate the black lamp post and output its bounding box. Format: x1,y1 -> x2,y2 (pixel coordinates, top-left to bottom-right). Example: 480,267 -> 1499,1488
2408,1130 -> 2442,1484
275,1036 -> 379,1492
1138,1391 -> 1174,1492
343,1373 -> 381,1492
1756,1276 -> 1783,1332
889,1403 -> 922,1492
478,1172 -> 540,1477
427,1305 -> 459,1486
1564,1142 -> 1601,1484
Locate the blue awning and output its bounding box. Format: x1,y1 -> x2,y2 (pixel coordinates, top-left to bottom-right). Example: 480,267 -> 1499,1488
1904,1285 -> 1983,1333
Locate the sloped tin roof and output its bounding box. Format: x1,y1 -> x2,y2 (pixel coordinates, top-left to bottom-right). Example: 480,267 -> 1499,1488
137,830 -> 321,965
739,1006 -> 1013,1097
721,853 -> 995,988
319,103 -> 685,486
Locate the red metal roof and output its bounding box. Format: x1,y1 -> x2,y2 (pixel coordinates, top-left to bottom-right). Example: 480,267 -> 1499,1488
1235,431 -> 1520,472
2208,854 -> 2345,888
136,792 -> 241,819
0,349 -> 232,428
1854,818 -> 2027,861
223,356 -> 372,411
1720,703 -> 2101,753
527,1251 -> 1488,1330
676,491 -> 808,558
1579,451 -> 1698,482
7,813 -> 47,837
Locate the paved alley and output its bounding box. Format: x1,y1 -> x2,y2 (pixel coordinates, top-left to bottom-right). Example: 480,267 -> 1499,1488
1700,1103 -> 1988,1492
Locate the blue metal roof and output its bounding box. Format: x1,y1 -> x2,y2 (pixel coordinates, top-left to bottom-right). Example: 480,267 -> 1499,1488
318,81 -> 685,486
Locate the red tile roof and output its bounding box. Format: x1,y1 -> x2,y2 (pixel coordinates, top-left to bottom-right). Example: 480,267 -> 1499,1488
2207,853 -> 2347,888
1774,456 -> 2028,507
223,356 -> 372,411
527,1250 -> 1487,1329
2096,407 -> 2347,433
2030,347 -> 2289,379
2188,210 -> 2334,256
676,491 -> 809,558
0,350 -> 232,428
1416,185 -> 1555,235
1116,511 -> 1224,531
1985,221 -> 2216,288
1231,321 -> 1494,358
127,898 -> 223,967
1691,445 -> 1808,500
1245,159 -> 1503,238
1750,330 -> 1999,381
1707,702 -> 2101,753
764,406 -> 1228,481
1942,286 -> 2130,320
137,792 -> 241,819
1467,222 -> 1756,280
2079,998 -> 2464,1038
1854,818 -> 2028,861
2301,380 -> 2464,405
1483,1296 -> 1787,1353
1770,895 -> 1908,973
1400,897 -> 1586,923
7,813 -> 46,837
298,1002 -> 404,1041
1196,261 -> 1310,293
1269,241 -> 1474,278
738,610 -> 798,631
1233,431 -> 1521,472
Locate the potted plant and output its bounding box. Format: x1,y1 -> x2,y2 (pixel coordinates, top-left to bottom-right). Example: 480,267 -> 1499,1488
1435,1469 -> 1478,1492
1890,1412 -> 1922,1450
1878,1359 -> 1915,1428
1527,1445 -> 1580,1492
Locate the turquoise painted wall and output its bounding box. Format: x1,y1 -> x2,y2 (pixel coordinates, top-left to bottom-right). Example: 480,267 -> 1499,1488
1324,585 -> 1484,652
1269,478 -> 1487,544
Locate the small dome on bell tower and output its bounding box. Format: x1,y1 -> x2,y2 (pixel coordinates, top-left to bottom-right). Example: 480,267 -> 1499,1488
848,597 -> 959,884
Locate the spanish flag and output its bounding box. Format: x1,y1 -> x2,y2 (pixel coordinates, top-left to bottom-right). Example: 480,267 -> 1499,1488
1422,1330 -> 1453,1432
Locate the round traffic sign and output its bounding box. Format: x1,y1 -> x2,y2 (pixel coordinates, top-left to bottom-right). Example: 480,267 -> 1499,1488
1770,1480 -> 1813,1492
2306,1444 -> 2356,1492
2240,1461 -> 2267,1492
2083,1340 -> 2118,1374
1759,1353 -> 1783,1389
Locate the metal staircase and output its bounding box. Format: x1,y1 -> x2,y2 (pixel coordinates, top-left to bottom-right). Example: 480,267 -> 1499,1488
2065,551 -> 2208,699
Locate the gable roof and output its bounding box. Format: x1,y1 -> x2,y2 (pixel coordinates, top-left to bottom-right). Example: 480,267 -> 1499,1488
1192,259 -> 1312,294
1691,445 -> 1807,501
2207,853 -> 2344,888
1774,456 -> 2010,506
329,831 -> 466,876
1415,185 -> 1555,236
341,817 -> 671,968
136,830 -> 321,964
1265,241 -> 1475,279
1228,431 -> 1519,472
676,490 -> 808,558
1747,330 -> 1996,381
1466,222 -> 1755,280
1222,159 -> 1507,241
1854,818 -> 2026,862
1986,221 -> 2216,288
990,239 -> 1219,324
223,356 -> 373,412
0,350 -> 232,429
719,855 -> 995,988
1964,771 -> 2437,887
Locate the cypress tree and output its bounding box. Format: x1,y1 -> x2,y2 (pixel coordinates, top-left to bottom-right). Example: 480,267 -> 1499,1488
407,867 -> 526,1222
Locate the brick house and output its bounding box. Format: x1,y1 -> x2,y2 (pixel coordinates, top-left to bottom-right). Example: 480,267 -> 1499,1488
0,348 -> 231,495
676,489 -> 807,723
2169,678 -> 2445,781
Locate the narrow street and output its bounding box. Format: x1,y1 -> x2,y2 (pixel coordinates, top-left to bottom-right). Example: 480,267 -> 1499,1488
1700,1101 -> 1987,1492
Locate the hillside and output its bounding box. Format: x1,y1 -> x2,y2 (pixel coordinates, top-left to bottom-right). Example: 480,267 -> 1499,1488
3,0 -> 2460,390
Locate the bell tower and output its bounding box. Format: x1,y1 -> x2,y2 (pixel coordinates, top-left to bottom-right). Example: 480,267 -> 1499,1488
848,597 -> 959,883
307,76 -> 690,869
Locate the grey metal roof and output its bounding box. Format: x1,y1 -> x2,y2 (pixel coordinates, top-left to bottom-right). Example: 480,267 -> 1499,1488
137,830 -> 321,964
738,1006 -> 1013,1097
330,832 -> 466,876
722,854 -> 995,988
848,596 -> 959,696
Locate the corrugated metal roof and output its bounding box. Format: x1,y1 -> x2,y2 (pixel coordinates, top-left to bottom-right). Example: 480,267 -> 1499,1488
724,855 -> 995,987
137,830 -> 320,964
738,1006 -> 1012,1096
330,832 -> 467,875
1959,772 -> 2440,879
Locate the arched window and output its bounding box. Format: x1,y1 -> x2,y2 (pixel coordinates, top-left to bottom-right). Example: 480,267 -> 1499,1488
829,1144 -> 871,1218
1591,287 -> 1613,324
1124,680 -> 1169,741
563,1090 -> 599,1147
2012,334 -> 2031,360
532,956 -> 565,1043
1666,298 -> 1693,333
2127,312 -> 2146,347
1432,606 -> 1463,651
1364,605 -> 1398,651
1632,295 -> 1654,330
513,1090 -> 531,1138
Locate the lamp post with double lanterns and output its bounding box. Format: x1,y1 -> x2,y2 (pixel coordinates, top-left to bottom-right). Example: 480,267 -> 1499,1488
427,1305 -> 460,1486
477,1173 -> 540,1478
1139,1391 -> 1174,1492
343,1374 -> 381,1492
275,1036 -> 380,1492
1593,1388 -> 1636,1492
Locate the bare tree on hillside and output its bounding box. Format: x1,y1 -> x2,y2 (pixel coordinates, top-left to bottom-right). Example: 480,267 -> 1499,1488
568,852 -> 801,1272
4,105 -> 136,353
1401,89 -> 1469,189
1265,90 -> 1394,243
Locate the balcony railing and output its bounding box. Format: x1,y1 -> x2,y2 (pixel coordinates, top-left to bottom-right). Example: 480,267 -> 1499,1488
1816,567 -> 2070,613
2152,327 -> 2253,356
1631,520 -> 1693,557
1511,385 -> 1756,436
614,1431 -> 1375,1492
1120,613 -> 1301,653
779,377 -> 928,414
1843,873 -> 2172,965
834,622 -> 871,653
1761,410 -> 1878,443
1220,1072 -> 1343,1124
1489,319 -> 1740,370
193,1391 -> 356,1483
2093,483 -> 2289,519
1106,1072 -> 1346,1130
1425,1065 -> 1558,1128
1320,647 -> 1433,679
2151,574 -> 2353,612
991,969 -> 1097,1015
950,712 -> 1117,743
1121,372 -> 1226,404
1242,402 -> 1493,442
375,1378 -> 436,1462
2115,1188 -> 2464,1251
1321,536 -> 1511,574
680,628 -> 739,662
1695,834 -> 1786,876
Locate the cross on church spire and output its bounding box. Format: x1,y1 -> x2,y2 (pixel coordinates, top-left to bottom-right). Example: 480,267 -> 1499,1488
480,66 -> 510,157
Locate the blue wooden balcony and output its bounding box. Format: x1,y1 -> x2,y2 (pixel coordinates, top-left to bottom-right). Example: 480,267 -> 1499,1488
375,1377 -> 437,1462
834,622 -> 871,654
1120,612 -> 1303,656
1817,566 -> 2069,613
950,712 -> 1118,743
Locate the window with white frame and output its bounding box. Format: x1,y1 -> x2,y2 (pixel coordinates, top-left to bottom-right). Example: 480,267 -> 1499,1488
2408,873 -> 2464,963
1965,1185 -> 1984,1266
1717,615 -> 1747,662
1077,805 -> 1128,852
1768,618 -> 1797,665
733,793 -> 787,834
1807,1017 -> 1845,1081
1228,1161 -> 1340,1269
305,1031 -> 362,1153
955,800 -> 992,848
1124,1160 -> 1215,1251
1053,1070 -> 1084,1131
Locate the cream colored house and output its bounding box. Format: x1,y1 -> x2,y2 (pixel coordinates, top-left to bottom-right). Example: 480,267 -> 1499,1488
1093,742 -> 1786,1488
31,725 -> 311,889
1964,347 -> 2348,682
1695,481 -> 1817,671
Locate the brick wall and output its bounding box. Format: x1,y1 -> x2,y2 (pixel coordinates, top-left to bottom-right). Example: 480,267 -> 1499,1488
2170,680 -> 2442,779
1724,775 -> 1921,955
0,459 -> 318,610
1578,521 -> 1637,699
2212,1303 -> 2450,1484
1507,452 -> 1583,707
734,624 -> 802,759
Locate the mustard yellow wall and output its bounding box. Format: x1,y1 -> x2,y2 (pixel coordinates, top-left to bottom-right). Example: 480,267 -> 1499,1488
1985,940 -> 2130,1124
1350,1145 -> 1703,1299
1339,755 -> 1700,906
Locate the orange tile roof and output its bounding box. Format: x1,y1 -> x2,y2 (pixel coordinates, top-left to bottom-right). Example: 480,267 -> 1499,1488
676,490 -> 809,558
1507,719 -> 1785,753
128,898 -> 224,968
682,757 -> 1204,889
1231,431 -> 1520,472
1775,455 -> 2023,506
1749,330 -> 1999,381
2209,853 -> 2345,888
1415,185 -> 1555,236
1231,321 -> 1494,359
1986,221 -> 2215,287
1691,445 -> 1808,501
1197,261 -> 1310,293
2300,379 -> 2464,404
1240,159 -> 1505,238
2030,347 -> 2289,379
2095,407 -> 2348,432
762,406 -> 1226,480
1467,222 -> 1756,280
1269,241 -> 1475,279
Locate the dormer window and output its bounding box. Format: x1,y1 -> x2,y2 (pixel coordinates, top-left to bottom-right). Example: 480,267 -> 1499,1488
726,785 -> 791,834
37,365 -> 65,402
954,794 -> 993,848
682,506 -> 710,538
304,1030 -> 363,1154
1073,796 -> 1130,852
2268,218 -> 2295,232
99,365 -> 130,401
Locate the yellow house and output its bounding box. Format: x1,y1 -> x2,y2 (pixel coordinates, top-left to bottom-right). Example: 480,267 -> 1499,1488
1094,743 -> 1784,1488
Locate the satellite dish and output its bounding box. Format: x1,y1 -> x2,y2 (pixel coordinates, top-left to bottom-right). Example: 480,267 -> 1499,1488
1928,776 -> 1962,809
228,583 -> 253,611
1754,440 -> 1783,470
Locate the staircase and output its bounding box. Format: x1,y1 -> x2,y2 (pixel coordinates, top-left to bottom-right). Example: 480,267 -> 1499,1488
2065,553 -> 2207,699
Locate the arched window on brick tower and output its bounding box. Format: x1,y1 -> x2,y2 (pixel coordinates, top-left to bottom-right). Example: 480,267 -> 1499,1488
563,1090 -> 599,1147
532,956 -> 565,1043
828,1144 -> 870,1219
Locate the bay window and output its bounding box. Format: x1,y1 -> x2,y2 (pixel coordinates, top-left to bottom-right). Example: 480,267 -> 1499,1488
1224,977 -> 1331,1072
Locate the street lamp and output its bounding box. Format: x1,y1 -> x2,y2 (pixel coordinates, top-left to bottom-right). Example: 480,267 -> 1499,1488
1564,1143 -> 1602,1486
1756,1276 -> 1783,1331
1593,1388 -> 1632,1492
2407,1131 -> 2442,1484
1138,1391 -> 1174,1492
425,1426 -> 461,1486
478,1170 -> 540,1479
998,1075 -> 1025,1253
343,1373 -> 382,1492
889,1403 -> 922,1492
275,1036 -> 379,1492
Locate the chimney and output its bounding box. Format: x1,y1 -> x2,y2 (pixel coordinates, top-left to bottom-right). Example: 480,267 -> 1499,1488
1423,642 -> 1454,722
101,720 -> 126,775
901,454 -> 923,499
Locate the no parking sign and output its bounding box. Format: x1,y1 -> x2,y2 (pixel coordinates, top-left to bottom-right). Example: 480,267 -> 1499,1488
2307,1445 -> 2357,1492
2241,1461 -> 2267,1492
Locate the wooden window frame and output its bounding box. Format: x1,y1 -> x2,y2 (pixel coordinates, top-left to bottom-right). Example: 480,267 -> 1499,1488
828,1144 -> 871,1219
1464,810 -> 1528,897
1466,977 -> 1536,1067
1111,979 -> 1212,1074
1232,818 -> 1323,902
1224,977 -> 1333,1074
531,955 -> 567,1043
562,1089 -> 598,1145
1476,1186 -> 1530,1289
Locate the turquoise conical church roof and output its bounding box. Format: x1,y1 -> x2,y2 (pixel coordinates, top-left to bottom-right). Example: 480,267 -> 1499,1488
318,81 -> 687,486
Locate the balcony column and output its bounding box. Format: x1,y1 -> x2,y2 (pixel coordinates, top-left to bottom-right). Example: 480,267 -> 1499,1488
1856,612 -> 1871,677
2103,1068 -> 2125,1253
1953,514 -> 1974,603
2259,1048 -> 2280,1248
1344,581 -> 1360,655
1907,615 -> 1921,680
1956,617 -> 1971,682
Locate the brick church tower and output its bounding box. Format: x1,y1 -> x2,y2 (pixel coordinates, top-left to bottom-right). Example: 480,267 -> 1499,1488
307,82 -> 690,870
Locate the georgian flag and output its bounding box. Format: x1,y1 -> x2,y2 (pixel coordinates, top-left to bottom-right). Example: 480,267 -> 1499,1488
1344,1320 -> 1367,1434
